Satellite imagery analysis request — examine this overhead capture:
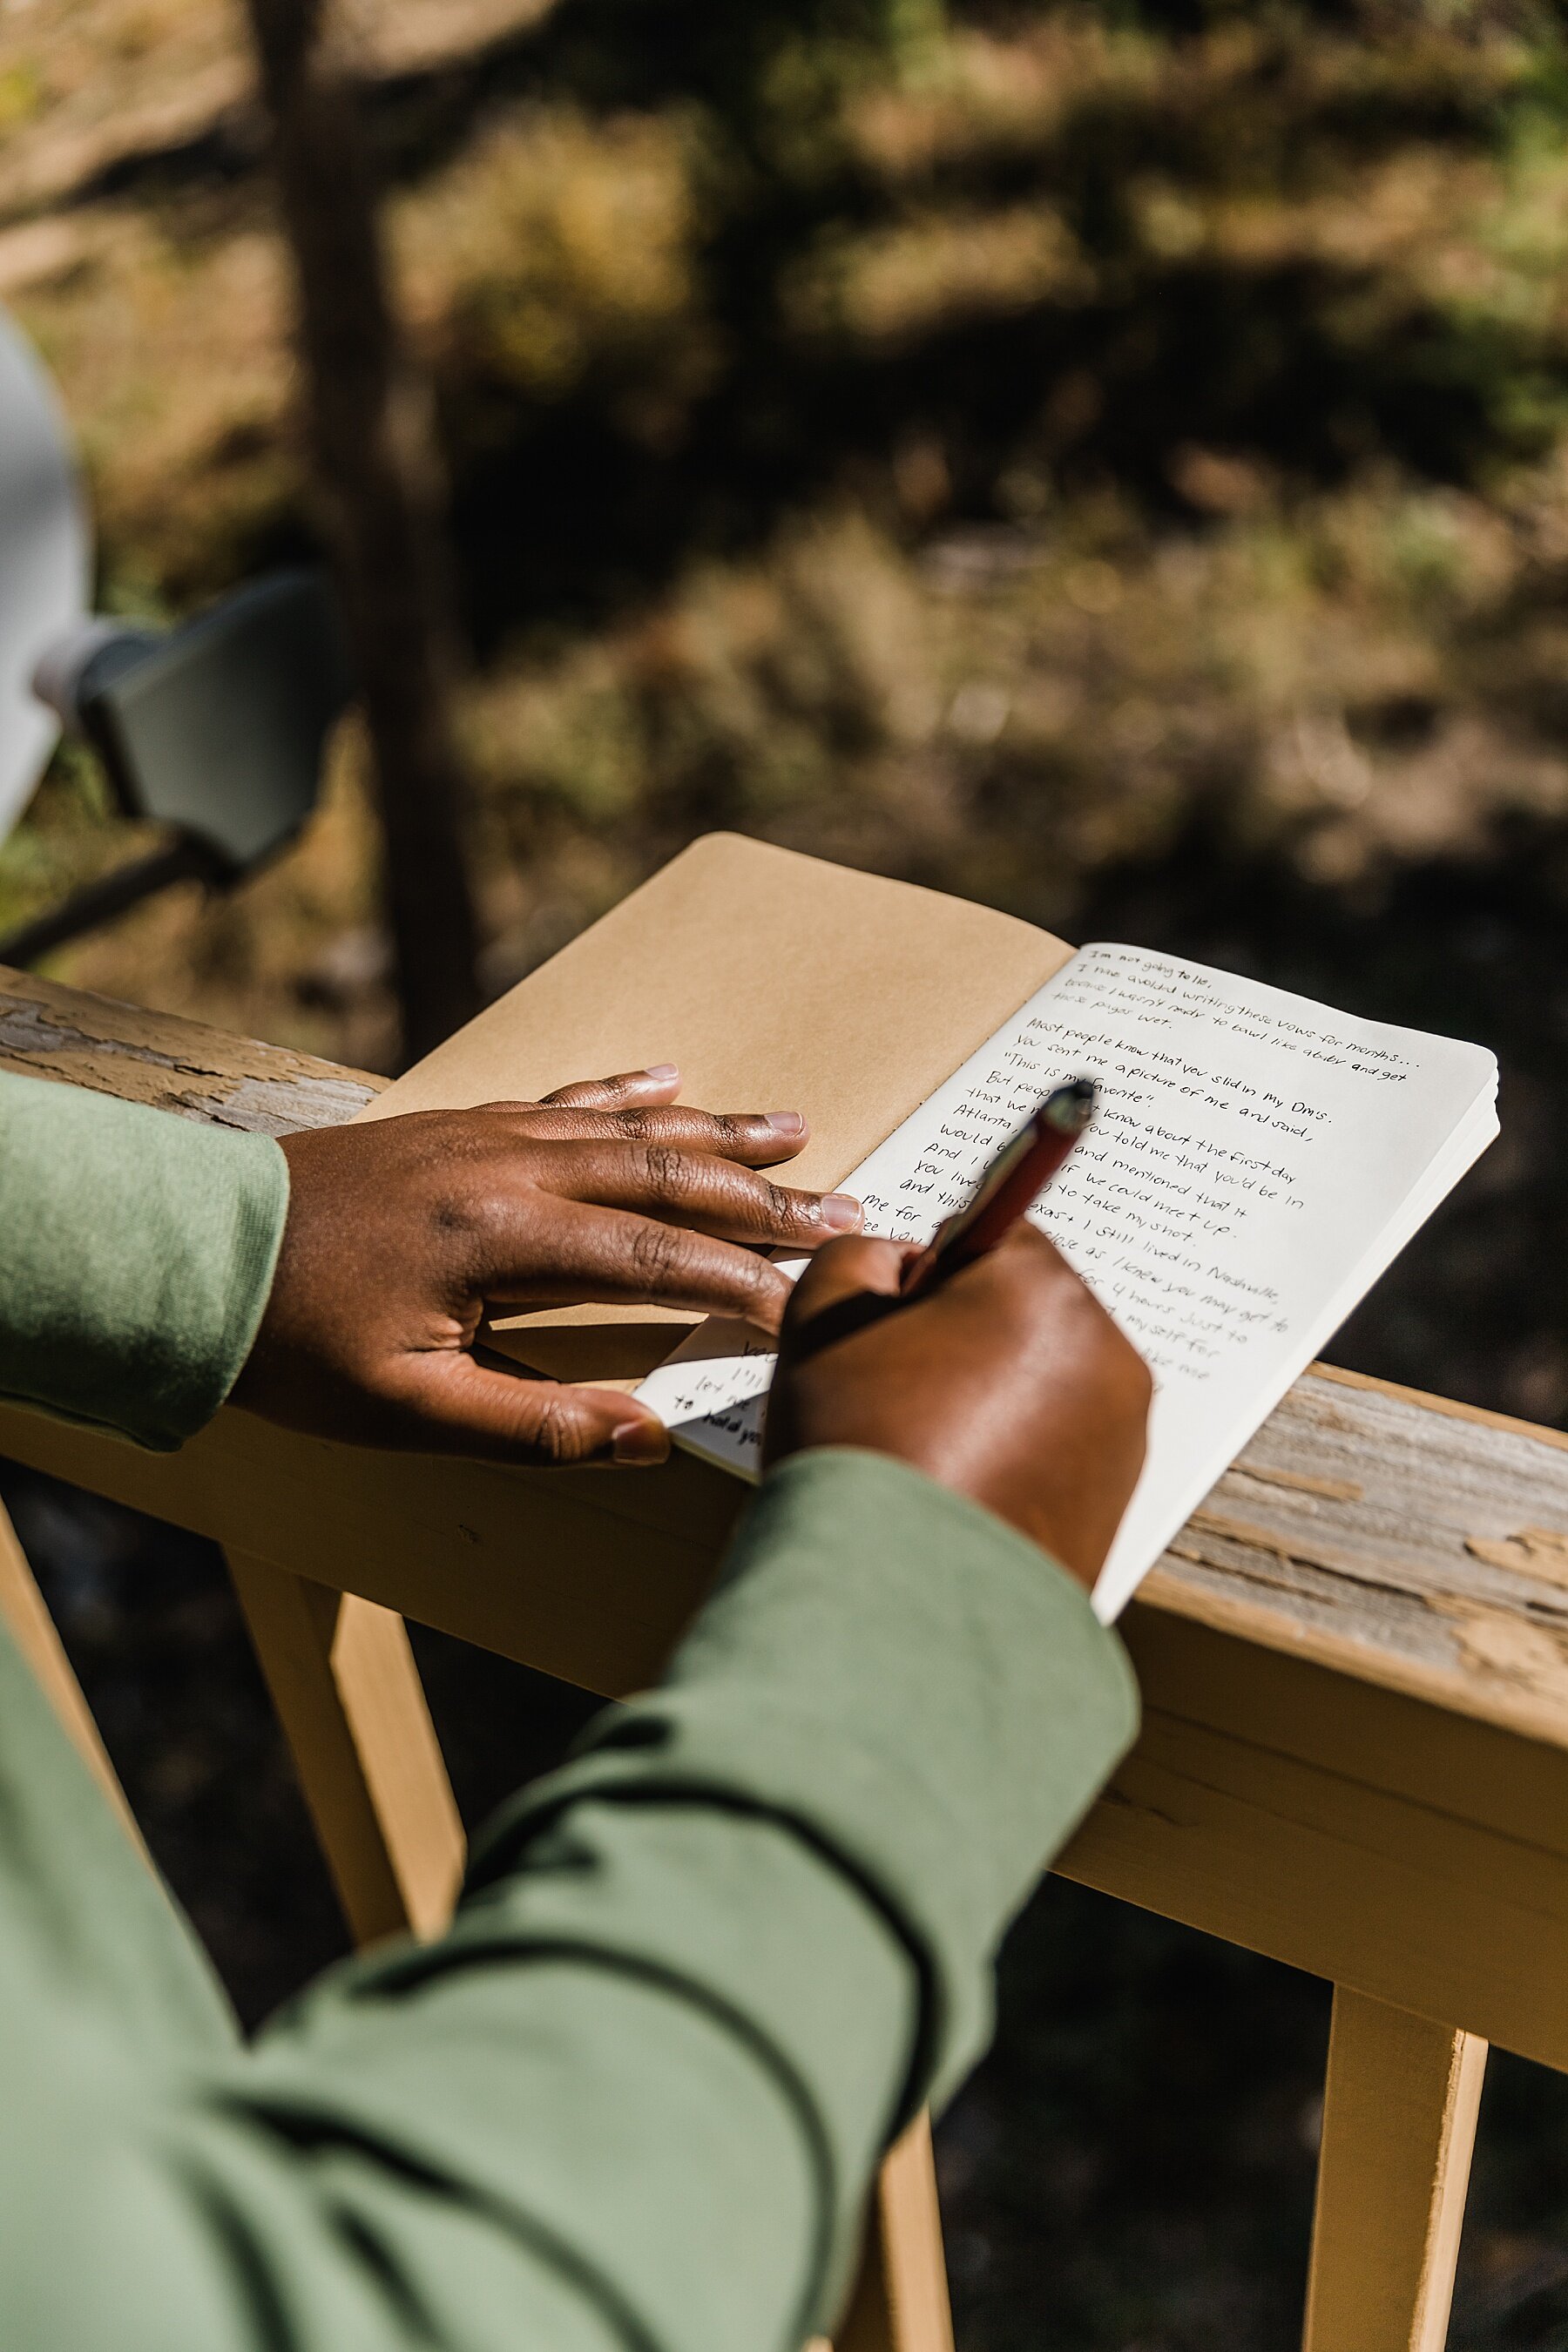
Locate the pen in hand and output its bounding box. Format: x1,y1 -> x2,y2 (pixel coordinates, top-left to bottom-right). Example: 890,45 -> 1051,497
773,1077 -> 1098,1369
900,1077 -> 1097,1298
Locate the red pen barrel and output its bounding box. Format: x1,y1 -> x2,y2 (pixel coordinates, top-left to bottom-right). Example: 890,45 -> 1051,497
901,1078 -> 1096,1298
941,1123 -> 1081,1271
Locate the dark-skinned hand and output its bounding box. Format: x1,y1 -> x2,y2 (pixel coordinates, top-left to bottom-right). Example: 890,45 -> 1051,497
763,1223 -> 1151,1589
232,1065 -> 861,1468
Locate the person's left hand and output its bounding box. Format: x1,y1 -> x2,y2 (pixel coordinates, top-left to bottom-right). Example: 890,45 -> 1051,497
231,1064 -> 860,1467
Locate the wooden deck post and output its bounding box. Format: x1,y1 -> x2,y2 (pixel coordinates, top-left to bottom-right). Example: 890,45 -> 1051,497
829,2111 -> 956,2352
1303,1988 -> 1487,2352
0,1494 -> 145,1854
226,1551 -> 464,1944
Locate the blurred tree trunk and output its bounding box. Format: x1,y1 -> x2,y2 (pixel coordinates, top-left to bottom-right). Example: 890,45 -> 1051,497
241,0 -> 480,1065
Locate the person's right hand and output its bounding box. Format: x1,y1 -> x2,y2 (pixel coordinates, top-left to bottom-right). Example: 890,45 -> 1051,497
763,1225 -> 1152,1588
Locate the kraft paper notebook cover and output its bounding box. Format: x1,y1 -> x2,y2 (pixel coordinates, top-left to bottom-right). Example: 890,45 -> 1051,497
362,832 -> 1497,1621
360,834 -> 1076,1381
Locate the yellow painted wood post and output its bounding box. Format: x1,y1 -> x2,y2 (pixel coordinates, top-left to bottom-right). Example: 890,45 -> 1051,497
226,1551 -> 464,1945
0,1494 -> 146,1857
1303,1987 -> 1488,2352
810,2111 -> 955,2352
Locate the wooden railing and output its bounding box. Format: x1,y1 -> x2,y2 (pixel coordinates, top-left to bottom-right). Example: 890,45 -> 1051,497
6,957 -> 1568,2352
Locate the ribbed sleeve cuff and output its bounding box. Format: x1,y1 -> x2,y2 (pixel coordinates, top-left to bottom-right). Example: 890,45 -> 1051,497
0,1075 -> 289,1451
475,1448 -> 1139,2112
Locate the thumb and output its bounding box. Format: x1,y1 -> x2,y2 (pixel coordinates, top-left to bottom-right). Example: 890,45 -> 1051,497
787,1233 -> 910,1326
399,1354 -> 671,1467
780,1234 -> 915,1369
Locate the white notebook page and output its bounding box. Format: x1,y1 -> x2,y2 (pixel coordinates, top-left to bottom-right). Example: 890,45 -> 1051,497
637,944 -> 1498,1621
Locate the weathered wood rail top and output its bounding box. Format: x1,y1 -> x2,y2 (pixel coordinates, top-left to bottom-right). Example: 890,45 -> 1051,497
4,956 -> 1567,2352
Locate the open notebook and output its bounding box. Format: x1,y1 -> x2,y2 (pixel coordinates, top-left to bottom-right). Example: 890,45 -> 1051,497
637,940 -> 1497,1623
356,835 -> 1497,1624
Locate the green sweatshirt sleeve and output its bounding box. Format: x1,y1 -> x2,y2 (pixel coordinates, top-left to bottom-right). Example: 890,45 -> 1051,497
0,1072 -> 288,1449
2,1452 -> 1138,2352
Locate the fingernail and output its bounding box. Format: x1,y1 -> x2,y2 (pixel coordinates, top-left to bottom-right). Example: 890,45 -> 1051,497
612,1416 -> 670,1465
821,1193 -> 862,1231
644,1063 -> 679,1082
765,1110 -> 806,1136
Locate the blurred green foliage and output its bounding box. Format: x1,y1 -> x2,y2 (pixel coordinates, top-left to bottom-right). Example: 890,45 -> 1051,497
400,0 -> 1568,964
18,0 -> 1568,990
429,0 -> 1568,543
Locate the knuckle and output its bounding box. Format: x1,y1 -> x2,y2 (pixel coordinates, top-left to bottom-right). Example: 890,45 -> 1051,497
629,1218 -> 689,1290
1098,1321 -> 1152,1411
1011,1219 -> 1060,1271
531,1389 -> 585,1464
740,1249 -> 781,1309
432,1189 -> 490,1243
762,1179 -> 800,1228
642,1142 -> 688,1203
1017,1244 -> 1071,1309
614,1108 -> 655,1145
